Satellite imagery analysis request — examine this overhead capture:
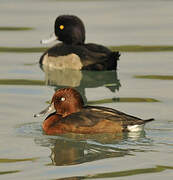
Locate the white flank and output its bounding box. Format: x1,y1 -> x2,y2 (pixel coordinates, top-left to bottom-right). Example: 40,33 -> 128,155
127,124 -> 143,132
42,53 -> 82,70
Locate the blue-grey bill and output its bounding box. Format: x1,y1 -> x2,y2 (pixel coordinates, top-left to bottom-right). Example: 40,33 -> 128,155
34,103 -> 55,117
40,33 -> 58,44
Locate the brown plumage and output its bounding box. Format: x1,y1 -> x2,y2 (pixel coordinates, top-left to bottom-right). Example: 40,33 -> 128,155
35,88 -> 154,135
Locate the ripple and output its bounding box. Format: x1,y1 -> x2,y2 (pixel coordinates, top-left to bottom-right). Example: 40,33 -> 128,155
0,26 -> 33,31
16,123 -> 130,165
16,122 -> 153,146
88,97 -> 160,105
145,121 -> 173,149
0,158 -> 38,163
0,79 -> 45,86
16,122 -> 154,165
0,47 -> 46,53
16,122 -> 43,137
134,75 -> 173,80
56,165 -> 173,179
0,170 -> 20,175
1,45 -> 173,53
110,45 -> 173,52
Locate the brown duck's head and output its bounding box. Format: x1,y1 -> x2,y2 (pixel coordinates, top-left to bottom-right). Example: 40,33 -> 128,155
51,88 -> 84,117
34,88 -> 84,118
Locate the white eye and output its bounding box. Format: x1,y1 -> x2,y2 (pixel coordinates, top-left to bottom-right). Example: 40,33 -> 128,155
61,97 -> 66,101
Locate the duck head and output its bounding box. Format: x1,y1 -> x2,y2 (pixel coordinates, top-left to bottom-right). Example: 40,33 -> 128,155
34,88 -> 84,118
41,15 -> 85,45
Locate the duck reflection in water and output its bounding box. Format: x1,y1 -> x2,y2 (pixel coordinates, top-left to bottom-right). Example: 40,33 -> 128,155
34,130 -> 148,166
41,66 -> 121,103
50,137 -> 126,166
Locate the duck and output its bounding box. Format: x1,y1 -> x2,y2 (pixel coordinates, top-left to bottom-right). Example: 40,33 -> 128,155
39,15 -> 120,71
34,88 -> 154,135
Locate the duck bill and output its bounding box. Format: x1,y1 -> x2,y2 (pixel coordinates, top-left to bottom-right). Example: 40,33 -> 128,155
40,33 -> 58,44
34,103 -> 55,117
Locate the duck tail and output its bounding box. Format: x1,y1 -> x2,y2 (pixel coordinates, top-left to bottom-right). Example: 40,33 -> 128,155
144,118 -> 155,124
108,51 -> 120,70
110,51 -> 121,61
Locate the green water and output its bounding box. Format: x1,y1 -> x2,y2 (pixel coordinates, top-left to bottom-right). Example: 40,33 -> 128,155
1,45 -> 173,53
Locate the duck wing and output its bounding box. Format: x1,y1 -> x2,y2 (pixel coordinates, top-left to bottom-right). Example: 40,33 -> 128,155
83,43 -> 120,70
62,106 -> 154,128
85,105 -> 154,126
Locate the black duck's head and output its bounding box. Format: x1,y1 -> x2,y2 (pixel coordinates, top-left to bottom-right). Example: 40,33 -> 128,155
55,15 -> 85,45
41,15 -> 85,45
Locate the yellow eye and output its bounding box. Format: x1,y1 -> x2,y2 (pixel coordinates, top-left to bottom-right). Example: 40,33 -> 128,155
59,25 -> 64,30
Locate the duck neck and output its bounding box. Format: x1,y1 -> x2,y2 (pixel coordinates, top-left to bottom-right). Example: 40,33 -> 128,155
42,114 -> 60,132
60,104 -> 82,117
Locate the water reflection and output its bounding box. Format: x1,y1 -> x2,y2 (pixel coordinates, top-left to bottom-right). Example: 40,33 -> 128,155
35,134 -> 127,166
17,121 -> 152,166
50,135 -> 127,166
34,130 -> 150,166
41,65 -> 121,103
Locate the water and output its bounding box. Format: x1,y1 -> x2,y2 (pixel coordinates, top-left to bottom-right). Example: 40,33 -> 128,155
0,0 -> 173,179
